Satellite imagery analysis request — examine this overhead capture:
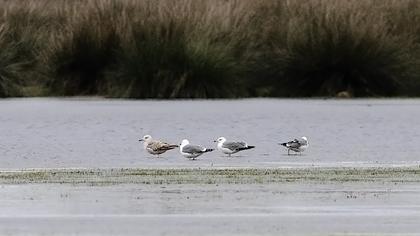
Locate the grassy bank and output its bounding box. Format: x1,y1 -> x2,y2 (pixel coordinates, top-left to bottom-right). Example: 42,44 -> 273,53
2,167 -> 420,185
0,0 -> 420,98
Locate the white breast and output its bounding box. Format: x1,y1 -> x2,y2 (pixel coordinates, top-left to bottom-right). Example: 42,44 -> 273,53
299,144 -> 308,152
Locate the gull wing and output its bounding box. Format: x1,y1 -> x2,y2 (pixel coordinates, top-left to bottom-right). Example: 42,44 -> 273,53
182,144 -> 206,154
222,141 -> 247,151
286,139 -> 302,148
148,140 -> 178,152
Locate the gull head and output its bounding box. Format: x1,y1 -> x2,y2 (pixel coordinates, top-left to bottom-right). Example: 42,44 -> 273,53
180,139 -> 190,147
301,136 -> 308,146
139,134 -> 152,143
214,137 -> 226,144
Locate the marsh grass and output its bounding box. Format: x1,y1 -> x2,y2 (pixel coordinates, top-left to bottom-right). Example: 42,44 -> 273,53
2,167 -> 420,185
251,0 -> 420,97
0,0 -> 420,97
0,1 -> 50,97
43,1 -> 121,95
104,0 -> 254,98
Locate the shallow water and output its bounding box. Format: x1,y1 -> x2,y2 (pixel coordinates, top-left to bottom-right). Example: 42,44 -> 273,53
1,98 -> 420,235
1,182 -> 420,235
1,98 -> 419,168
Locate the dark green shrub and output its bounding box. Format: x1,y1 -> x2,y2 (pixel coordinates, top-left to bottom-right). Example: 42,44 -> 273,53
106,26 -> 241,98
105,0 -> 248,98
46,25 -> 119,95
0,3 -> 47,97
45,1 -> 121,95
252,0 -> 420,97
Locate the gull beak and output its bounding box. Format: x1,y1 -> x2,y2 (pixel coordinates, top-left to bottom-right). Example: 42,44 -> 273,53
213,140 -> 217,143
139,139 -> 143,142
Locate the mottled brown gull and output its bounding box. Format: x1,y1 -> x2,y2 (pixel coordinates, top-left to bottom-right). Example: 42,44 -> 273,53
139,135 -> 178,157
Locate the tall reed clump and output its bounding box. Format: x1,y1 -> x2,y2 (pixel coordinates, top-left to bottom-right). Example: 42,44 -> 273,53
105,0 -> 256,98
43,0 -> 257,98
43,1 -> 121,95
0,24 -> 23,97
0,1 -> 52,97
381,0 -> 420,96
252,0 -> 420,97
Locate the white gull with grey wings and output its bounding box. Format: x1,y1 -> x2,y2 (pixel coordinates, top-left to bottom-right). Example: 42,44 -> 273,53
139,135 -> 178,157
214,137 -> 255,157
279,136 -> 308,155
179,139 -> 213,160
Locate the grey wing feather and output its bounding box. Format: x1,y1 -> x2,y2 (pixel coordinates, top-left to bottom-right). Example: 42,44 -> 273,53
286,140 -> 301,148
183,144 -> 205,154
223,141 -> 246,150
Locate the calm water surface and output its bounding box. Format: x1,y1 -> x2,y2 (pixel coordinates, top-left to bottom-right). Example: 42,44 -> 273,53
0,98 -> 419,168
1,182 -> 420,235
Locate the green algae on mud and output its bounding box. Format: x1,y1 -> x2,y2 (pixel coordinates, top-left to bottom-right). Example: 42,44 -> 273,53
1,167 -> 420,185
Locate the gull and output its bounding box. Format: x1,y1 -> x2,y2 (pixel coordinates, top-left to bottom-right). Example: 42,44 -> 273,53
214,137 -> 255,157
139,135 -> 178,157
179,139 -> 213,160
279,136 -> 308,155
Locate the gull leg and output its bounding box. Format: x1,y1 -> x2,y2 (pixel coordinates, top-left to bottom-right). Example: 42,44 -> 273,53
287,149 -> 290,155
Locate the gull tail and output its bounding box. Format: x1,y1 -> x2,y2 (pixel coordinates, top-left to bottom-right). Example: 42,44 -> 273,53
166,144 -> 179,150
240,146 -> 255,151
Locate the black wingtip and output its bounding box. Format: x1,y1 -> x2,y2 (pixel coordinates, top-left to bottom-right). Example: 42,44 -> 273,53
205,148 -> 214,152
279,143 -> 287,147
247,146 -> 255,149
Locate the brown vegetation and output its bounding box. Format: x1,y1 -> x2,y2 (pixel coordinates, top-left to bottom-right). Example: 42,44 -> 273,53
0,0 -> 419,98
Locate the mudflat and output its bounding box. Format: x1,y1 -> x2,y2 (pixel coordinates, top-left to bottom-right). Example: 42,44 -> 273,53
1,167 -> 420,235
